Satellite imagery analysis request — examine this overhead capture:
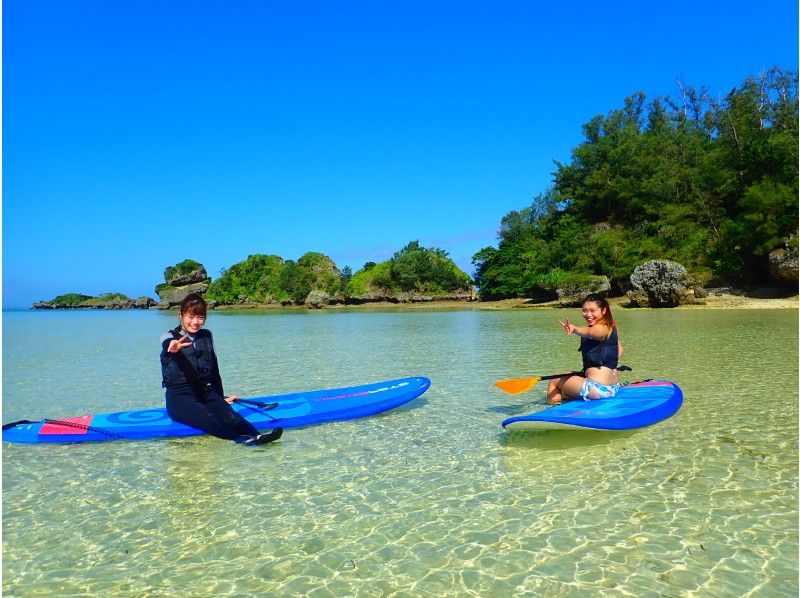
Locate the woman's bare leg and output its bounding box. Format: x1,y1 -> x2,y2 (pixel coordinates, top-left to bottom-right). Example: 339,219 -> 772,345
548,375 -> 586,404
547,378 -> 563,404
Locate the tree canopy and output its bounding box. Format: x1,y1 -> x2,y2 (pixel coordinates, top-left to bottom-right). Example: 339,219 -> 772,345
206,252 -> 342,304
474,68 -> 798,300
204,243 -> 471,304
346,241 -> 472,296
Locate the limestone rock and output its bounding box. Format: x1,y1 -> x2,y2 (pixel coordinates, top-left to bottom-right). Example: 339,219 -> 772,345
768,243 -> 798,285
627,260 -> 690,307
98,296 -> 135,309
305,290 -> 344,309
167,266 -> 209,287
157,282 -> 210,309
134,296 -> 157,309
343,288 -> 475,305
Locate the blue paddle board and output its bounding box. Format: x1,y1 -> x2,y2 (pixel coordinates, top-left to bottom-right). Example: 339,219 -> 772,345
3,376 -> 431,444
502,380 -> 682,431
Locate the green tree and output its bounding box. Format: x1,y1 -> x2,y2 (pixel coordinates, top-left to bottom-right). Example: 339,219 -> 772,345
390,241 -> 471,293
206,254 -> 285,304
278,260 -> 314,303
49,293 -> 94,307
340,265 -> 353,287
346,241 -> 472,297
297,252 -> 342,295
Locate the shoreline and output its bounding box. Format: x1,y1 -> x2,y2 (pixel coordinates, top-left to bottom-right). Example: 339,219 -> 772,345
211,287 -> 798,311
20,287 -> 799,313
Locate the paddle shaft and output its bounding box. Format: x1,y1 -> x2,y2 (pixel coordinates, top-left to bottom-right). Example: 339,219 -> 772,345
233,398 -> 281,421
234,398 -> 277,409
539,365 -> 631,381
538,372 -> 578,381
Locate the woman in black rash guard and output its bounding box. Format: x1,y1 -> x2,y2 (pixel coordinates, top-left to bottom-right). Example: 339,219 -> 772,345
160,293 -> 282,446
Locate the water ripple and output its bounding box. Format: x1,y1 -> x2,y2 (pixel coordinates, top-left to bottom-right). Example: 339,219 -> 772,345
3,308 -> 797,596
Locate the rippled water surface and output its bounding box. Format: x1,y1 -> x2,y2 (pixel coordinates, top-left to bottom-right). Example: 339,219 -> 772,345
3,307 -> 798,596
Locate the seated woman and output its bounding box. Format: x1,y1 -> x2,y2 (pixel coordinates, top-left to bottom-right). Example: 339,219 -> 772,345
547,293 -> 624,405
160,293 -> 283,446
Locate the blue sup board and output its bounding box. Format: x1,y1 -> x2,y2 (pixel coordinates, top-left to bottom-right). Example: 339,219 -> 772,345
502,380 -> 682,431
3,377 -> 431,444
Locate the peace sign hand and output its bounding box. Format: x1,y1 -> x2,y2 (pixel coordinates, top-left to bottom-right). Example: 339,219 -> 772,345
558,318 -> 577,335
167,335 -> 192,353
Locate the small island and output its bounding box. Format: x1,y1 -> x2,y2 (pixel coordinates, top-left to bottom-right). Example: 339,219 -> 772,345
32,293 -> 157,310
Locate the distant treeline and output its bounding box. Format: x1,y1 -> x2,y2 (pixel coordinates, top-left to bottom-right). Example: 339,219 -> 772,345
37,242 -> 474,309
473,67 -> 798,300
204,241 -> 472,305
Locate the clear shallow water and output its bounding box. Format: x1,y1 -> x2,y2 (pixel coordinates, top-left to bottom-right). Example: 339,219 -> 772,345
2,307 -> 797,596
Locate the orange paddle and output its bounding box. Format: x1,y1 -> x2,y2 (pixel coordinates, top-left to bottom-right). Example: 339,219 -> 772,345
494,373 -> 573,395
495,365 -> 632,395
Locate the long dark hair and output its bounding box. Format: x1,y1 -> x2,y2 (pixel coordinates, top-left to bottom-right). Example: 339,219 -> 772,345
583,293 -> 616,331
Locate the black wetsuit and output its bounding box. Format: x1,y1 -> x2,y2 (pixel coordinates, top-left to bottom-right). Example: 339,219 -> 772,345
160,327 -> 260,441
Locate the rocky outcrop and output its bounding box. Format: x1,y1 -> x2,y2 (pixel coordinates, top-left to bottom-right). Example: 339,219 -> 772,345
32,301 -> 56,309
304,290 -> 344,309
342,288 -> 477,305
91,296 -> 135,309
157,262 -> 210,309
167,267 -> 209,287
768,239 -> 798,285
135,296 -> 157,309
157,281 -> 210,309
344,292 -> 401,304
627,260 -> 690,307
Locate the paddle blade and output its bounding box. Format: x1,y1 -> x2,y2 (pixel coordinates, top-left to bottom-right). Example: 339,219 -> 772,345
495,377 -> 542,395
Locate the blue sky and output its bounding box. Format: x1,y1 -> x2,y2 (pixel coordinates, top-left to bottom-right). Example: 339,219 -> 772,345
3,0 -> 798,307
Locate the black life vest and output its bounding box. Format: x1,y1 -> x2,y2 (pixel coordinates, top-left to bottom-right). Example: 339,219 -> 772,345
579,326 -> 619,370
160,327 -> 223,396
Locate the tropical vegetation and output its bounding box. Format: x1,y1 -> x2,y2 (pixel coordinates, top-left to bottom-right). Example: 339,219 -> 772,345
206,252 -> 344,304
473,68 -> 798,300
203,242 -> 472,305
34,292 -> 138,308
47,293 -> 95,307
346,241 -> 472,297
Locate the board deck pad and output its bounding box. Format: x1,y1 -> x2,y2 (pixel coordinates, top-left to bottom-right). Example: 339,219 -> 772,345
502,380 -> 682,431
3,377 -> 431,444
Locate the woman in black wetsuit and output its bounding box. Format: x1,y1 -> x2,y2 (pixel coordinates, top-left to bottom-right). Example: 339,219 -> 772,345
160,294 -> 282,445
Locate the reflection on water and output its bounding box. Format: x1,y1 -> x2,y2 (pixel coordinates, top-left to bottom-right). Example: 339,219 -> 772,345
3,308 -> 798,596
